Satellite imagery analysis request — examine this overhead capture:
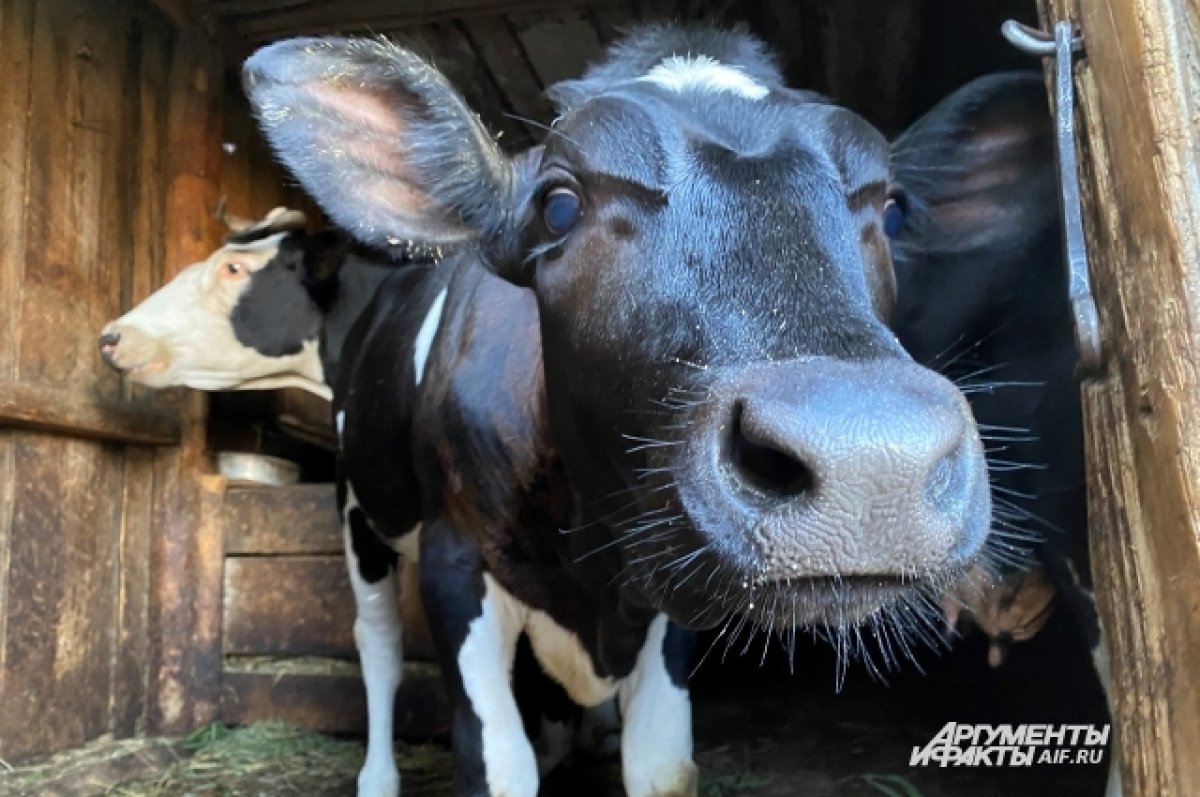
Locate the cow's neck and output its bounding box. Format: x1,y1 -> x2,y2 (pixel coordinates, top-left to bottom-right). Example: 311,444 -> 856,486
318,254 -> 396,388
238,341 -> 332,400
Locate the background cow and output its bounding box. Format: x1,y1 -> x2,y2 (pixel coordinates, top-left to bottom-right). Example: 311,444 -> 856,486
889,75 -> 1114,793
99,205 -> 416,400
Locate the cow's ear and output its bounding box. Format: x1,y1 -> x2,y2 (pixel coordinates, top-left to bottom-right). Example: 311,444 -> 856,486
890,72 -> 1057,262
244,37 -> 519,254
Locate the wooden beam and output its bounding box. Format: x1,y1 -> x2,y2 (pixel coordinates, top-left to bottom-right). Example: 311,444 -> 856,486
0,380 -> 180,447
224,483 -> 341,554
226,0 -> 623,40
146,19 -> 227,736
221,550 -> 436,660
412,23 -> 532,149
219,660 -> 450,737
460,17 -> 557,132
1039,1 -> 1200,794
507,10 -> 603,88
223,556 -> 356,656
147,0 -> 214,32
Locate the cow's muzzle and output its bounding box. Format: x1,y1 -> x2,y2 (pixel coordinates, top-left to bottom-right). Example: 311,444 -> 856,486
670,356 -> 992,626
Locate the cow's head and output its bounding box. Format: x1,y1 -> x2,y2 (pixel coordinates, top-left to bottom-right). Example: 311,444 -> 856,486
99,207 -> 350,399
245,28 -> 1046,643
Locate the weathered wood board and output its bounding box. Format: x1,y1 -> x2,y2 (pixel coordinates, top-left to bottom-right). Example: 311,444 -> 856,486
1038,1 -> 1200,795
220,661 -> 450,737
0,0 -> 223,760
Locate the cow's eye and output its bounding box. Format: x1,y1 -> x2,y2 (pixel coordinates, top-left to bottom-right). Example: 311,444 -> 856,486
882,192 -> 908,238
221,261 -> 246,280
542,187 -> 582,236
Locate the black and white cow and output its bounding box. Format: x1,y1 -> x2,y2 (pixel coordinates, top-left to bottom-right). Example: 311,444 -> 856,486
98,206 -> 412,400
229,25 -> 1066,797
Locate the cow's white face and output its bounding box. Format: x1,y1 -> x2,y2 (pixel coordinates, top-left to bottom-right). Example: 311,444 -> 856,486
99,232 -> 327,396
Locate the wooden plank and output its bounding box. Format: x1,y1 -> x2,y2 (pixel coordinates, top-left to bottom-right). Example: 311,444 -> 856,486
224,556 -> 356,656
273,387 -> 337,450
461,17 -> 556,132
1037,1 -> 1200,794
0,433 -> 126,759
588,3 -> 639,44
0,0 -> 35,384
0,380 -> 181,446
409,24 -> 531,150
0,0 -> 143,759
220,661 -> 450,737
147,18 -> 226,735
508,10 -> 603,87
222,554 -> 435,661
110,6 -> 177,738
817,0 -> 922,136
148,0 -> 213,31
227,0 -> 618,38
0,0 -> 36,728
224,483 -> 341,554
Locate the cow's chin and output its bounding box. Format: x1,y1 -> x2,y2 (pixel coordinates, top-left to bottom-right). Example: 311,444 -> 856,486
647,554 -> 946,634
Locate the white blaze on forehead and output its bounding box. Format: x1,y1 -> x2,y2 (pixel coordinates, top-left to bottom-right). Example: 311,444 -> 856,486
639,54 -> 769,101
413,287 -> 448,386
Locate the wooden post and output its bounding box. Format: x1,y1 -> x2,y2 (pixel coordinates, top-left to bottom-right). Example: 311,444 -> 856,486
1038,1 -> 1200,794
146,20 -> 226,735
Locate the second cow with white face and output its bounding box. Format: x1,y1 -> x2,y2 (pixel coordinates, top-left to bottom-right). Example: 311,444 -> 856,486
99,207 -> 403,399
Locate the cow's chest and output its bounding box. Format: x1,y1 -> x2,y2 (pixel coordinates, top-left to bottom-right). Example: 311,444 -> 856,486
525,603 -> 619,708
478,574 -> 618,708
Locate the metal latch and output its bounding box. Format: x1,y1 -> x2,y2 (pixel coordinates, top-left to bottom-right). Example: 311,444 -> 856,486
1002,19 -> 1104,376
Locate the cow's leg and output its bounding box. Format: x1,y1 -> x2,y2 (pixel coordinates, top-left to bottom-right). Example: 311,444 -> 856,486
580,698 -> 622,758
618,615 -> 697,797
421,520 -> 538,797
342,486 -> 404,797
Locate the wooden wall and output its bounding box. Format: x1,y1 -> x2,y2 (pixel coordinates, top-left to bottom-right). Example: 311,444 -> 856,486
209,0 -> 1040,148
0,0 -> 225,761
1038,1 -> 1200,794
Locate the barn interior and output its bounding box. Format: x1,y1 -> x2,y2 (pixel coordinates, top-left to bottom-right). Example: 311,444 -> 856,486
0,0 -> 1110,795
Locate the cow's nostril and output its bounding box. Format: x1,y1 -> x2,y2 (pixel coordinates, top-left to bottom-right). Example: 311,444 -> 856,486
924,436 -> 968,509
728,401 -> 815,498
98,332 -> 121,356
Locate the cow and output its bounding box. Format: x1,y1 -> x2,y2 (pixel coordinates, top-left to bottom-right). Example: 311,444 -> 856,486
889,87 -> 1116,793
97,205 -> 425,400
226,23 -> 1080,797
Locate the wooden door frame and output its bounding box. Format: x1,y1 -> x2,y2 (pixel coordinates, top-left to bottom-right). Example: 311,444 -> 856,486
1038,1 -> 1200,794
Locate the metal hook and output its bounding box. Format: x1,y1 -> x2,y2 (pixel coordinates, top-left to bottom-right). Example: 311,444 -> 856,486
1003,19 -> 1104,377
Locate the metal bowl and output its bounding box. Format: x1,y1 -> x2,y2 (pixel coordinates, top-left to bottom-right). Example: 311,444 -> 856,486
216,451 -> 301,487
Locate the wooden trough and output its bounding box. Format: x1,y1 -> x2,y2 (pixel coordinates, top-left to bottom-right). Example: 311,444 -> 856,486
0,0 -> 1196,795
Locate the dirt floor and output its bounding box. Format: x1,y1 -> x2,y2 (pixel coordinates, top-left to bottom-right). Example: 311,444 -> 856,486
1,608 -> 1109,797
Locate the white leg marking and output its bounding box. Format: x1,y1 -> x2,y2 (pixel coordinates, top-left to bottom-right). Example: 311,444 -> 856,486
525,609 -> 617,708
619,615 -> 697,797
458,574 -> 539,797
343,485 -> 403,797
412,287 -> 447,386
336,410 -> 346,446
